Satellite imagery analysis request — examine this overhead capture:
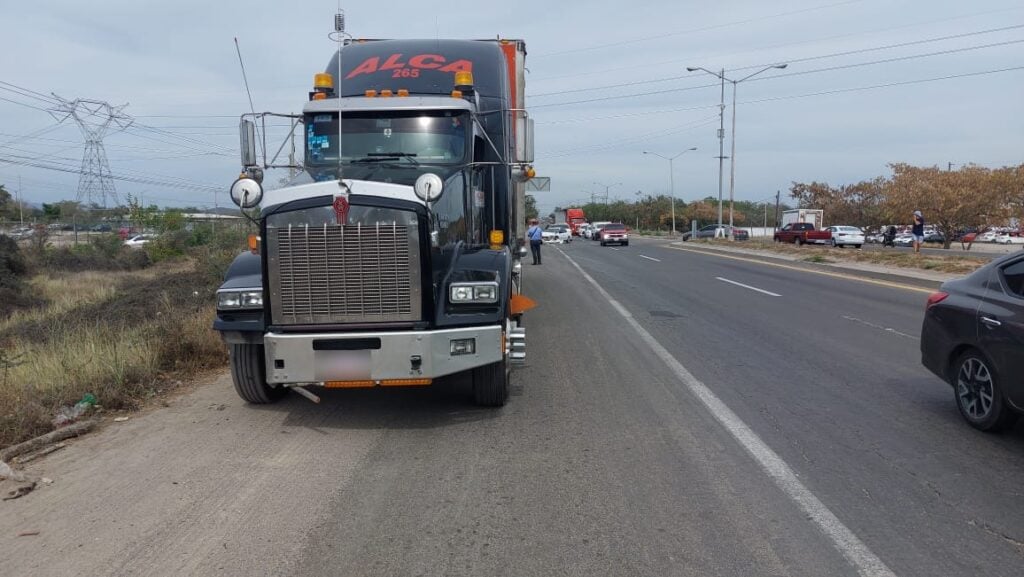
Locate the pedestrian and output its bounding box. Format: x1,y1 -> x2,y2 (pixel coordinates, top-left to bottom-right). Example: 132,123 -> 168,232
527,218 -> 543,265
912,210 -> 925,254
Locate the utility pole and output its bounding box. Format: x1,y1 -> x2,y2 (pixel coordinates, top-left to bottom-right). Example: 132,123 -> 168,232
17,175 -> 24,227
774,190 -> 781,232
716,70 -> 726,238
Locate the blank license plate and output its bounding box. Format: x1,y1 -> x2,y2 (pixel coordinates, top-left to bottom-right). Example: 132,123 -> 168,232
314,350 -> 371,381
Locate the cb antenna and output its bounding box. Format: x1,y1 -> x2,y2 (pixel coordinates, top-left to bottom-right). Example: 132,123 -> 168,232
330,7 -> 348,184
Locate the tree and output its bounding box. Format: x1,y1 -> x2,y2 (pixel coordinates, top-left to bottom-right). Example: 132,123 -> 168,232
524,194 -> 538,222
885,164 -> 1002,249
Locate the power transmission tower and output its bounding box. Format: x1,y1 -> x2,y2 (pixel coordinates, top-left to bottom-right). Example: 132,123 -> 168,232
50,96 -> 133,208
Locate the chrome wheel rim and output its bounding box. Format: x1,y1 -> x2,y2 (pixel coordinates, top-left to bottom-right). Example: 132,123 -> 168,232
957,357 -> 994,420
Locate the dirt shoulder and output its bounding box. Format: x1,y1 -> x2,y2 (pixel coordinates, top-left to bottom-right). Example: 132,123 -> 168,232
0,372 -> 388,576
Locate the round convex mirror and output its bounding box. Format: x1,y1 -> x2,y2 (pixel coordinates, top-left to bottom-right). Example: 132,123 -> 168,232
229,177 -> 264,209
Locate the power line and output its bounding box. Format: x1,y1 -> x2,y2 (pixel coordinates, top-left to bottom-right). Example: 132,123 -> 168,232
532,0 -> 864,58
0,95 -> 50,112
531,38 -> 1023,109
530,7 -> 1024,82
537,64 -> 1024,126
740,64 -> 1024,107
0,154 -> 221,192
539,116 -> 719,160
530,24 -> 1024,98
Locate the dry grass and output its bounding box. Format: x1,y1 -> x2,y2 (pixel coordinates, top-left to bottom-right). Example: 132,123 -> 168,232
0,258 -> 227,448
698,239 -> 989,275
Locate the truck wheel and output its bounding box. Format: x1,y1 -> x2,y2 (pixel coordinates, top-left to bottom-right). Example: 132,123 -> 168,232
795,237 -> 804,246
473,358 -> 509,407
229,344 -> 285,404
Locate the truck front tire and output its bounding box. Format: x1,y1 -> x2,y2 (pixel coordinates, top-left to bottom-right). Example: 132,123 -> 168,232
230,344 -> 286,404
472,358 -> 509,407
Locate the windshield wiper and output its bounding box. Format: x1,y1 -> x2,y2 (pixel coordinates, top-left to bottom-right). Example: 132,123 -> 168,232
353,152 -> 419,166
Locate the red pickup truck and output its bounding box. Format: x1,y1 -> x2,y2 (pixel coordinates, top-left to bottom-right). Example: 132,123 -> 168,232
774,223 -> 832,245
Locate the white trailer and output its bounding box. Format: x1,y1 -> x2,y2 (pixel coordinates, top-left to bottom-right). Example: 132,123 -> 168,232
781,209 -> 824,229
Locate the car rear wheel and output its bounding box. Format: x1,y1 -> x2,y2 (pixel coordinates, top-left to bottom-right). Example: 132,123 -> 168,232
953,350 -> 1016,432
230,344 -> 286,404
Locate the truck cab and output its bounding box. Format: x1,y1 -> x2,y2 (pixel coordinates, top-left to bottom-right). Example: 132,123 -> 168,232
214,38 -> 535,407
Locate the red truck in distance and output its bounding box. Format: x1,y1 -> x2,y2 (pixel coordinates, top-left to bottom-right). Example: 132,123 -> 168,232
565,208 -> 586,236
774,223 -> 832,245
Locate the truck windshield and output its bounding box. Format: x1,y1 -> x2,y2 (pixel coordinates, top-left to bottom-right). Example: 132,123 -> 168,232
305,110 -> 469,168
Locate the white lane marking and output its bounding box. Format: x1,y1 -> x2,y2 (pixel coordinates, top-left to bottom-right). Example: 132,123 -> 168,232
639,255 -> 661,262
558,247 -> 897,577
610,247 -> 620,251
841,315 -> 920,340
716,277 -> 781,297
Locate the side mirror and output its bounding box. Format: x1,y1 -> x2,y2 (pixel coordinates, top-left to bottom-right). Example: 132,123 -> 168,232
230,177 -> 264,209
240,119 -> 258,168
515,114 -> 534,163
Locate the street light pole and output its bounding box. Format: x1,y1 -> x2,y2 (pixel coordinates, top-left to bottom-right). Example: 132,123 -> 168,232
592,181 -> 621,205
688,63 -> 788,239
717,71 -> 725,238
644,148 -> 696,236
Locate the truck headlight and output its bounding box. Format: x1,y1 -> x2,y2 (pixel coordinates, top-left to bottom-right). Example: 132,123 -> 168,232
449,282 -> 499,304
218,289 -> 263,310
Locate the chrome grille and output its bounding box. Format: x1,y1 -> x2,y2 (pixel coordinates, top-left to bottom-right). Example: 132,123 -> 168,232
267,223 -> 421,325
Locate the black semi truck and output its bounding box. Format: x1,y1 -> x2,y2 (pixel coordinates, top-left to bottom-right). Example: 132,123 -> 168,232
214,35 -> 536,407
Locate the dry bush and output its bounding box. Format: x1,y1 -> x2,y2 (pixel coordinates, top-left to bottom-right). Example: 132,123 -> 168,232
0,257 -> 229,448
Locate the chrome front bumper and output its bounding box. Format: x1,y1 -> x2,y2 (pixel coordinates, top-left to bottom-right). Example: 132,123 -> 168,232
263,326 -> 502,385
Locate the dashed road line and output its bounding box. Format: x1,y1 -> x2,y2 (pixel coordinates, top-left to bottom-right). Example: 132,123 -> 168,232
716,277 -> 781,297
841,315 -> 920,340
664,245 -> 935,294
639,255 -> 661,262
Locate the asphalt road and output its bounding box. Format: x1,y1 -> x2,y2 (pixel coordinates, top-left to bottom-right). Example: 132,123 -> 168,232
2,237 -> 1022,576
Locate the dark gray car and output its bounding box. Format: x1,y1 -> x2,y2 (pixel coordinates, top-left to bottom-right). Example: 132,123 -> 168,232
921,252 -> 1024,431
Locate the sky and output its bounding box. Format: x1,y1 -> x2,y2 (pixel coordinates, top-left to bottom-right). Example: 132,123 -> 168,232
0,0 -> 1021,217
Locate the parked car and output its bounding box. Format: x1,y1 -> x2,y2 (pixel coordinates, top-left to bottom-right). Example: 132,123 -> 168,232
589,221 -> 612,240
894,233 -> 915,247
995,233 -> 1024,245
90,224 -> 112,232
683,225 -> 749,241
542,224 -> 571,244
598,223 -> 629,246
921,252 -> 1024,431
773,223 -> 831,245
977,231 -> 999,243
124,234 -> 156,248
824,226 -> 865,248
923,231 -> 946,244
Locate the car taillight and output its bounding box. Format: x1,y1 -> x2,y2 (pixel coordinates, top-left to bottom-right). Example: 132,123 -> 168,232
926,291 -> 949,310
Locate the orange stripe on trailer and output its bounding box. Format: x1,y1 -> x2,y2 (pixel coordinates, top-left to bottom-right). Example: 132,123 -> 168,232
324,380 -> 376,388
380,379 -> 432,387
500,42 -> 518,112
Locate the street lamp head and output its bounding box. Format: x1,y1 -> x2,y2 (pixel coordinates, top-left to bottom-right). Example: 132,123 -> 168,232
774,64 -> 788,69
688,147 -> 697,151
686,67 -> 698,72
